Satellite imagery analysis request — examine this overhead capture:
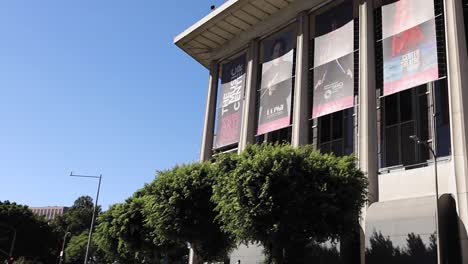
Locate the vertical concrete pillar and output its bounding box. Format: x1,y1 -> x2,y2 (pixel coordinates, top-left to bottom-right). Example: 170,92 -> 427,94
193,61 -> 220,264
200,61 -> 219,162
239,40 -> 259,152
292,11 -> 310,147
443,0 -> 468,262
359,1 -> 378,263
358,0 -> 378,205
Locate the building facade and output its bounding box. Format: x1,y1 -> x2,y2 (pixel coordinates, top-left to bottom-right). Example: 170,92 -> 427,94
30,206 -> 68,221
175,0 -> 468,263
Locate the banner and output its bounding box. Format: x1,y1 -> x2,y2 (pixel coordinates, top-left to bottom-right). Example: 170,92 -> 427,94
382,0 -> 438,96
312,3 -> 354,119
257,30 -> 294,135
215,54 -> 246,148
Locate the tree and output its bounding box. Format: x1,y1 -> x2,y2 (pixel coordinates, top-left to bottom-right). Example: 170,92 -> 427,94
145,163 -> 234,264
53,196 -> 99,236
0,201 -> 58,263
95,194 -> 188,264
212,144 -> 367,264
52,196 -> 101,264
64,231 -> 89,264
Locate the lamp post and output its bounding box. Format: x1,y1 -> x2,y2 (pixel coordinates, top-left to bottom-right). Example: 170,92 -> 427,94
70,172 -> 102,264
409,135 -> 441,264
58,232 -> 71,264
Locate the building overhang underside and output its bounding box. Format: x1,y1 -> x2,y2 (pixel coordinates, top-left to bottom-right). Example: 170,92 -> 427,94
174,0 -> 295,68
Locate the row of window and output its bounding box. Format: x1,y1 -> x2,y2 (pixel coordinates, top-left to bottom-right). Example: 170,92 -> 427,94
212,0 -> 455,171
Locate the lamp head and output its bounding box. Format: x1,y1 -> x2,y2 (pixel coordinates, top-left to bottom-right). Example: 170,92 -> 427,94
409,135 -> 420,144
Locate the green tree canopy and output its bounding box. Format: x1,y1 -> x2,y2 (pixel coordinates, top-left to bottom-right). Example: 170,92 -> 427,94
51,196 -> 102,264
0,201 -> 58,263
53,196 -> 100,236
95,194 -> 188,264
212,144 -> 367,264
144,163 -> 234,263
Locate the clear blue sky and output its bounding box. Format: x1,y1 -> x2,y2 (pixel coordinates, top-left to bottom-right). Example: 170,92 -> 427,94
0,0 -> 226,209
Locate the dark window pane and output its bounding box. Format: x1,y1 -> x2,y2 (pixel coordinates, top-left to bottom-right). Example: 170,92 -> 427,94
435,81 -> 451,157
320,115 -> 331,142
331,140 -> 344,156
418,94 -> 430,162
255,134 -> 265,144
344,114 -> 354,155
400,89 -> 413,122
418,93 -> 429,142
401,122 -> 416,165
320,143 -> 332,154
417,85 -> 428,95
385,94 -> 398,126
267,127 -> 292,144
332,111 -> 344,140
385,125 -> 400,167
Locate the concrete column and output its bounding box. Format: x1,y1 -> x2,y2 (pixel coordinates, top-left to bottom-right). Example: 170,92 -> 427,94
239,40 -> 259,152
200,61 -> 219,162
358,0 -> 378,205
442,0 -> 468,262
195,62 -> 219,263
292,11 -> 310,147
358,1 -> 378,263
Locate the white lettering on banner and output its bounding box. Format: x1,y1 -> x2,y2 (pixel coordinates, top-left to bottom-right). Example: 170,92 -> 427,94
267,104 -> 284,116
401,49 -> 421,72
323,82 -> 344,99
222,64 -> 244,115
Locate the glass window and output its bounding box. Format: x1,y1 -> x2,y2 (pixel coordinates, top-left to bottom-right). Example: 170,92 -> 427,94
308,0 -> 357,157
380,79 -> 450,169
434,80 -> 451,157
382,86 -> 430,167
317,109 -> 354,156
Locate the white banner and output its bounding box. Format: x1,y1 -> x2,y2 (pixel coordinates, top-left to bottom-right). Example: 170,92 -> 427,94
382,0 -> 435,39
314,21 -> 354,68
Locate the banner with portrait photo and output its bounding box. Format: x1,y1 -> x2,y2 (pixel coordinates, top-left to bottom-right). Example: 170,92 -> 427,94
381,0 -> 438,96
312,2 -> 354,119
257,29 -> 295,135
215,54 -> 246,148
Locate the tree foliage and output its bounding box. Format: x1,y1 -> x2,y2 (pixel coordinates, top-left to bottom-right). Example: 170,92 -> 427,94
53,196 -> 99,236
144,162 -> 234,263
0,201 -> 58,263
212,144 -> 367,263
51,196 -> 102,264
64,231 -> 89,264
95,193 -> 188,264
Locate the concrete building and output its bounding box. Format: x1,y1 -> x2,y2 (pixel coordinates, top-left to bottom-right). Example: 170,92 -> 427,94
175,0 -> 468,263
30,206 -> 68,221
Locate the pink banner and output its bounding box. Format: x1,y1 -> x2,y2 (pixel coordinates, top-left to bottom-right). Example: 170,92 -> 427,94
216,111 -> 242,147
257,116 -> 290,135
312,96 -> 354,119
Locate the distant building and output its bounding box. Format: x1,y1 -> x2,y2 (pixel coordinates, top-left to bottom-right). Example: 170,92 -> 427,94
30,206 -> 68,221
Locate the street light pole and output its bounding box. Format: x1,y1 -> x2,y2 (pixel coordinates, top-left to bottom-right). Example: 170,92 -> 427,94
70,172 -> 102,264
58,232 -> 71,264
409,135 -> 441,264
